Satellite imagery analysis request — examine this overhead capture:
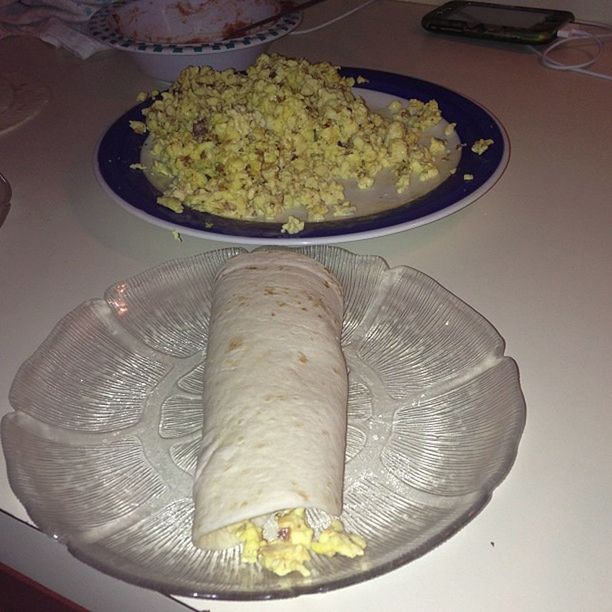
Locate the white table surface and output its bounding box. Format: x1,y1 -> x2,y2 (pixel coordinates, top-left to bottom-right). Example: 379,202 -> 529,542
1,1 -> 611,610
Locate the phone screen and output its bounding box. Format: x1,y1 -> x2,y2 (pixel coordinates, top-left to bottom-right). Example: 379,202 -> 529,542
445,6 -> 552,28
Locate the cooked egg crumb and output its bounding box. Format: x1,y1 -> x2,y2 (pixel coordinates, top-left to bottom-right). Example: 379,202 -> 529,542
444,122 -> 456,136
311,519 -> 367,558
429,137 -> 448,156
229,520 -> 263,564
277,508 -> 315,548
230,508 -> 366,577
132,54 -> 448,230
464,173 -> 474,181
281,216 -> 305,234
136,90 -> 159,102
129,120 -> 147,134
259,541 -> 312,577
471,138 -> 494,155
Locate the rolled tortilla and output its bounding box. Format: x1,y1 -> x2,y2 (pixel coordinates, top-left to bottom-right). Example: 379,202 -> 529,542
192,250 -> 348,550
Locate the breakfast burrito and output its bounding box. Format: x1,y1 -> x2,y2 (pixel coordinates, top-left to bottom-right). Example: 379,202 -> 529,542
192,250 -> 349,551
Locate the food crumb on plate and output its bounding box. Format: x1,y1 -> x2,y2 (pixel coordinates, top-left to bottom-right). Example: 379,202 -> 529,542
281,215 -> 305,234
444,122 -> 456,136
131,54 -> 453,233
471,138 -> 494,155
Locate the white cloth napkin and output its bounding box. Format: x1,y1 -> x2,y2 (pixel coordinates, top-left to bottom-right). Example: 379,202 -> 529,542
0,0 -> 111,58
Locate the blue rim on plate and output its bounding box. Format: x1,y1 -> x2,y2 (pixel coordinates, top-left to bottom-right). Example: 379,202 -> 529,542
88,2 -> 301,55
95,68 -> 509,245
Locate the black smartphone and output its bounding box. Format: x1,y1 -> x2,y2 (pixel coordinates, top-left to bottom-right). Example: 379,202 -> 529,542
422,1 -> 575,45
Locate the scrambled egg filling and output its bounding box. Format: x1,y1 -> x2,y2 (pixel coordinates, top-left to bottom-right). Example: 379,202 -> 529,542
230,508 -> 366,577
130,54 -> 449,231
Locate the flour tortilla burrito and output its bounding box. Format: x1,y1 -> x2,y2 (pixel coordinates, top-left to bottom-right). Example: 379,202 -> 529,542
192,250 -> 348,550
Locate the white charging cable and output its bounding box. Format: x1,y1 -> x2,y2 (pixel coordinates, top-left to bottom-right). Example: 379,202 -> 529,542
288,2 -> 612,82
528,21 -> 612,81
289,0 -> 379,36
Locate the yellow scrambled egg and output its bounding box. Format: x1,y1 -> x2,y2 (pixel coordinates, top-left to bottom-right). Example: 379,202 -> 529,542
229,508 -> 366,577
130,53 -> 449,233
471,138 -> 494,155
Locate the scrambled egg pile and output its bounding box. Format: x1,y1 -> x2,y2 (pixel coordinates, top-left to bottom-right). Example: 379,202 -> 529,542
229,508 -> 366,577
130,54 -> 449,233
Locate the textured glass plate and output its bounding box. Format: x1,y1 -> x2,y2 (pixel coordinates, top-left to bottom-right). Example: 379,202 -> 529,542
2,246 -> 525,599
94,69 -> 509,245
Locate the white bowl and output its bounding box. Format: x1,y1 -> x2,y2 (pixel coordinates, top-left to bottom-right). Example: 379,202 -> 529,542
88,0 -> 301,82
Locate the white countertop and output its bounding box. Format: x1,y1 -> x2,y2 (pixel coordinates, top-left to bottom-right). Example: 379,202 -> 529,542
1,1 -> 612,610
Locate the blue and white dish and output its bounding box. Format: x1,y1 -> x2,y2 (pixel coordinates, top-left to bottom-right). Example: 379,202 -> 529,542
95,68 -> 509,244
88,0 -> 301,80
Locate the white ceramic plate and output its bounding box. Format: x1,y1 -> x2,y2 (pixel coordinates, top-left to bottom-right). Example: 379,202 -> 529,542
88,0 -> 301,80
2,246 -> 525,599
0,72 -> 49,135
95,69 -> 509,244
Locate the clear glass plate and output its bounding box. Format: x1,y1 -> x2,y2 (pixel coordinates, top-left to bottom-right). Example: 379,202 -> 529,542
2,246 -> 525,599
